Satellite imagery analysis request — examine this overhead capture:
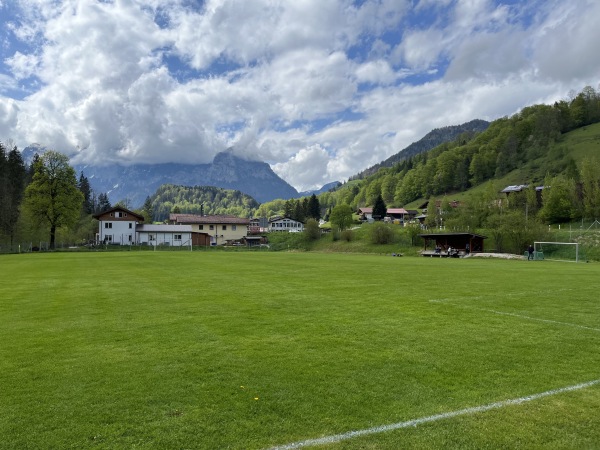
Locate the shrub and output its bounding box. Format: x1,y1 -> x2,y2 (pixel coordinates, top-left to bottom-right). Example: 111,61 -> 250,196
304,218 -> 321,241
369,222 -> 395,245
341,229 -> 354,242
331,227 -> 341,241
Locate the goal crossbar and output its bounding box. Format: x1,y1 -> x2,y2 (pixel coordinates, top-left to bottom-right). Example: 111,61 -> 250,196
534,241 -> 579,263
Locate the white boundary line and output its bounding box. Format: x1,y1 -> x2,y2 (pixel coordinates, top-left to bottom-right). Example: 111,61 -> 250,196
269,379 -> 600,449
429,300 -> 600,332
478,308 -> 600,332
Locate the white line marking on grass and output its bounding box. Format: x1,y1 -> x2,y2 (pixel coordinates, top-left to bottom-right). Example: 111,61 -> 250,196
478,308 -> 600,332
269,379 -> 600,450
429,300 -> 600,333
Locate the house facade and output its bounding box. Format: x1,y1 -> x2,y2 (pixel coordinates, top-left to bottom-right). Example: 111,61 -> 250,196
268,216 -> 305,232
93,207 -> 144,245
357,207 -> 373,221
137,224 -> 196,247
169,213 -> 250,245
93,208 -> 249,246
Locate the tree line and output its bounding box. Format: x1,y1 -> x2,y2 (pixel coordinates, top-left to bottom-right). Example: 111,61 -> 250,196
148,184 -> 260,222
0,147 -> 113,250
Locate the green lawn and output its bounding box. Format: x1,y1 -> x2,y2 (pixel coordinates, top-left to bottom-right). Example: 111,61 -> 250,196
1,252 -> 599,449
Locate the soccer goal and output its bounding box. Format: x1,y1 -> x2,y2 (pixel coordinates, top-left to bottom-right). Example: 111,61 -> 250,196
534,242 -> 580,263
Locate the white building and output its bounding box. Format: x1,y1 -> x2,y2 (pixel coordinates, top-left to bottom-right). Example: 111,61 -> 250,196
93,207 -> 144,245
269,216 -> 305,232
137,224 -> 193,247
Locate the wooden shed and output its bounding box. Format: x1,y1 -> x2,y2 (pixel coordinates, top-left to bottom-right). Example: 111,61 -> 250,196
419,232 -> 487,257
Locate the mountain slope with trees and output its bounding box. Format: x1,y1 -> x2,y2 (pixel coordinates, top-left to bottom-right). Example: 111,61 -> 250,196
148,184 -> 260,222
316,86 -> 600,216
350,119 -> 490,180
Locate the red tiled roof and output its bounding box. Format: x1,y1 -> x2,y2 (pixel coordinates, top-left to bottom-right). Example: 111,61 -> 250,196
387,208 -> 408,214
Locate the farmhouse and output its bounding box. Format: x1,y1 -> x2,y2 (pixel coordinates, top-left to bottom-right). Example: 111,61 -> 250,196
93,207 -> 144,245
169,213 -> 250,245
94,207 -> 250,246
357,207 -> 373,221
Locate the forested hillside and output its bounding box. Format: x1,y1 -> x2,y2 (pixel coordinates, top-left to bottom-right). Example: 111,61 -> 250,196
312,86 -> 600,216
149,185 -> 259,222
350,119 -> 490,180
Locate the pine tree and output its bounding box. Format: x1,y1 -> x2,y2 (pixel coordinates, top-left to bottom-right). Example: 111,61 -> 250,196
142,196 -> 154,223
96,192 -> 111,213
372,194 -> 387,220
78,172 -> 93,214
307,194 -> 321,220
0,144 -> 26,245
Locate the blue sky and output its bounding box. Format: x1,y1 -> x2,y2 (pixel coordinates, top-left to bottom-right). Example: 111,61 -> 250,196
1,0 -> 599,191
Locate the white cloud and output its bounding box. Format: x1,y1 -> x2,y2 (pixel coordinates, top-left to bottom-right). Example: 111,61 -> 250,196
272,145 -> 331,190
1,0 -> 599,193
356,59 -> 397,85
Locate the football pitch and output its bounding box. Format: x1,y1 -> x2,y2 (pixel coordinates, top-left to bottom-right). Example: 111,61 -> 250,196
1,251 -> 599,449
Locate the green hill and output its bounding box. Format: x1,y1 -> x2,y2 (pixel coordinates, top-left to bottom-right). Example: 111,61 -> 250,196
150,184 -> 259,222
318,86 -> 600,214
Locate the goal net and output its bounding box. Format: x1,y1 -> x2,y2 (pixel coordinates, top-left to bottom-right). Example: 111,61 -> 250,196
533,242 -> 580,263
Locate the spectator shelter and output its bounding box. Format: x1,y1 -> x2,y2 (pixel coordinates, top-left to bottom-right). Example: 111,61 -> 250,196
419,232 -> 487,257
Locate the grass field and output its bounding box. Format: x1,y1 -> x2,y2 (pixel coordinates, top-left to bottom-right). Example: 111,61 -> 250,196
1,252 -> 599,449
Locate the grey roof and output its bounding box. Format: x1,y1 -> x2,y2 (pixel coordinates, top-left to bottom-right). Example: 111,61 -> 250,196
501,184 -> 528,193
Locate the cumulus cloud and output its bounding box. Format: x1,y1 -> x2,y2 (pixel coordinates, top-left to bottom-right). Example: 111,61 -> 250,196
0,0 -> 599,192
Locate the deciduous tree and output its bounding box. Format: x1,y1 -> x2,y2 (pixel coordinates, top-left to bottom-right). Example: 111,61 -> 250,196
329,204 -> 353,231
23,151 -> 83,249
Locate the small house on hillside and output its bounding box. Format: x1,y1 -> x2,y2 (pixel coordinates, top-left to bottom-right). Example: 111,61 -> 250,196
419,232 -> 487,257
269,216 -> 305,232
357,207 -> 373,221
501,184 -> 545,206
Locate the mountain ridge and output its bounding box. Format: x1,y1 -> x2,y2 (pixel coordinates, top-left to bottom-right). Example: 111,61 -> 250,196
80,154 -> 298,206
350,119 -> 490,180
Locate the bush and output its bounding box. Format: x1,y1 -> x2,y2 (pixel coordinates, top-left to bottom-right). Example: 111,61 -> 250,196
369,222 -> 395,245
304,219 -> 321,241
331,228 -> 341,241
340,229 -> 354,242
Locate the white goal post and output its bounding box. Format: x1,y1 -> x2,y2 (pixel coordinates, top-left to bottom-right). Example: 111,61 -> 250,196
533,241 -> 580,263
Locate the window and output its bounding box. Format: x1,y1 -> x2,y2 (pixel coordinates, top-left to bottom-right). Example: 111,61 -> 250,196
149,234 -> 155,241
104,222 -> 112,229
128,235 -> 132,242
199,225 -> 204,230
174,234 -> 182,240
222,225 -> 227,231
232,225 -> 236,231
209,225 -> 214,230
129,223 -> 133,229
105,235 -> 112,242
